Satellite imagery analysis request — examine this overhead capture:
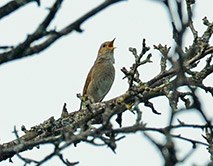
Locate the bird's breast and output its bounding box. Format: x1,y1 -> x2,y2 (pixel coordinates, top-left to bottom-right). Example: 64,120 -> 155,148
92,61 -> 115,101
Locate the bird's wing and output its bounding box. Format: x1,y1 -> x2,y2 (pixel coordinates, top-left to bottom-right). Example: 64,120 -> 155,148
80,66 -> 94,110
83,66 -> 94,96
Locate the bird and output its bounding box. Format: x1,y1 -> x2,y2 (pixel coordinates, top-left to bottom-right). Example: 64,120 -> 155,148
80,38 -> 116,109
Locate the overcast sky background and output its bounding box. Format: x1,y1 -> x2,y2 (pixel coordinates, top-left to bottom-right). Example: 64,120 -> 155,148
0,0 -> 212,165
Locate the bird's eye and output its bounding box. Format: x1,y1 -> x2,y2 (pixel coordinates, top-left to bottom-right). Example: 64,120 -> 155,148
102,44 -> 106,48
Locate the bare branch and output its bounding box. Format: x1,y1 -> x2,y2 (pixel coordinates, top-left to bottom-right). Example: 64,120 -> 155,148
0,0 -> 40,20
0,0 -> 124,65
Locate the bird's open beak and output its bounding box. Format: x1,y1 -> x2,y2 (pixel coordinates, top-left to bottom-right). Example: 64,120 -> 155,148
108,38 -> 116,50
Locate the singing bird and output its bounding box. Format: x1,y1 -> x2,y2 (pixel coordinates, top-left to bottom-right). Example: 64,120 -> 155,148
80,38 -> 116,109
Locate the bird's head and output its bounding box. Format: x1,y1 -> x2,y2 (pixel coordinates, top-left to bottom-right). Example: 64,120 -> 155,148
97,38 -> 116,63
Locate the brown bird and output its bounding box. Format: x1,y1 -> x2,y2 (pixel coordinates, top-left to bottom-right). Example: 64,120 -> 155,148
81,38 -> 116,108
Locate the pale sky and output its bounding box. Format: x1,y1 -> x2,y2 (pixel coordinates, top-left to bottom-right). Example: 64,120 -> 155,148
0,0 -> 212,166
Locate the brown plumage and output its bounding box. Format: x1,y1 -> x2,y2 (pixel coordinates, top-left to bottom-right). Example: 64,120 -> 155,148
81,38 -> 116,108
